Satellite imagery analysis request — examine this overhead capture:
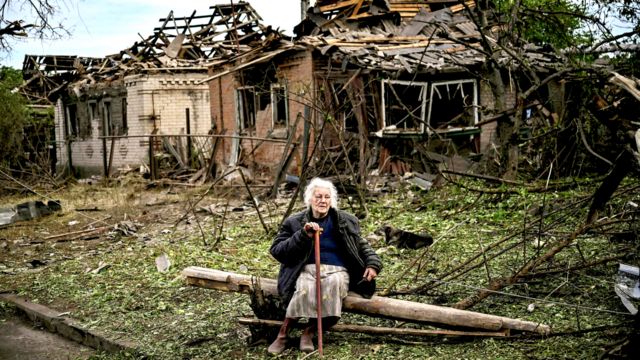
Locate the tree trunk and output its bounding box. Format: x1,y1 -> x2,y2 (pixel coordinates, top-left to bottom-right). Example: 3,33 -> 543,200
182,267 -> 550,335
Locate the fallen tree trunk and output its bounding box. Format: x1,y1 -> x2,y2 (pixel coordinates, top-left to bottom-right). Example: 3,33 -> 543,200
182,267 -> 550,335
237,317 -> 510,337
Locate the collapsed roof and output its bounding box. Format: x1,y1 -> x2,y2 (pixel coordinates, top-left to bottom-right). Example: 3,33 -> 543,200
19,1 -> 289,103
20,1 -> 563,104
108,2 -> 285,70
20,55 -> 104,105
295,0 -> 562,73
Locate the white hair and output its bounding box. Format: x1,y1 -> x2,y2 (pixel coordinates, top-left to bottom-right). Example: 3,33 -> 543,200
303,177 -> 338,210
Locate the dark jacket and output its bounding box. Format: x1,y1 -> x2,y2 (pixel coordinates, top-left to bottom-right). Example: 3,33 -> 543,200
270,207 -> 383,306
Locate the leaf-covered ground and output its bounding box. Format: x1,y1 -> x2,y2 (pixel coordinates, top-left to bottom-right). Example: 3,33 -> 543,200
0,174 -> 637,359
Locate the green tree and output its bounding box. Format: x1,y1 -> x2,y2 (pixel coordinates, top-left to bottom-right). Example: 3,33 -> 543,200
467,0 -> 638,179
493,0 -> 586,49
0,66 -> 27,166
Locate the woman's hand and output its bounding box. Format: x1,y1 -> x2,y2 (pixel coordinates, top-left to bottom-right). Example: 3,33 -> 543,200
303,222 -> 321,238
362,267 -> 378,282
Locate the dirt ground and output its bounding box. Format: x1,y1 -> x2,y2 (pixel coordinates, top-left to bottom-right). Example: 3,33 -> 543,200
0,314 -> 95,360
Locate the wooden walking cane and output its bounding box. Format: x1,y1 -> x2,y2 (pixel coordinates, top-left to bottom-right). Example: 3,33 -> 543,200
314,228 -> 323,357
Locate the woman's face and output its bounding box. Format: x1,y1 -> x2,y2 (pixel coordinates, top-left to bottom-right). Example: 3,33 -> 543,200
311,187 -> 332,218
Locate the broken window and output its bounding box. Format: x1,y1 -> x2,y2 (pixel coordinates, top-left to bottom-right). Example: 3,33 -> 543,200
77,104 -> 91,140
382,80 -> 427,133
271,84 -> 288,128
65,104 -> 78,139
103,101 -> 112,136
101,99 -> 127,136
77,101 -> 97,140
257,89 -> 270,112
427,80 -> 477,131
121,98 -> 128,135
236,87 -> 256,131
88,101 -> 98,123
331,82 -> 358,132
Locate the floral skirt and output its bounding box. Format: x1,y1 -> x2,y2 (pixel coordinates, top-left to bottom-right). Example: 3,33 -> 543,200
285,264 -> 350,319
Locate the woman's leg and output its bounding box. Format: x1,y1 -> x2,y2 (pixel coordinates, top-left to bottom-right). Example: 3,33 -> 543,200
267,317 -> 297,354
300,316 -> 339,352
299,318 -> 316,352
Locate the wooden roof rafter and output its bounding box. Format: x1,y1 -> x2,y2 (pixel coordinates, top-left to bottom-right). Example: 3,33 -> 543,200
19,54 -> 107,105
298,0 -> 561,75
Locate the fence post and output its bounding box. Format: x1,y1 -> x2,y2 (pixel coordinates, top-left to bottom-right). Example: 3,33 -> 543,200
149,135 -> 156,180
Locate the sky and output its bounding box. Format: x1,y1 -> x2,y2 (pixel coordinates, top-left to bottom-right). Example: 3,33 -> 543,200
1,0 -> 303,69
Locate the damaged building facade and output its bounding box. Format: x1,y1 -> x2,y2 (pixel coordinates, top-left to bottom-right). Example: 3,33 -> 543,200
55,71 -> 210,176
23,1 -> 563,180
25,3 -> 271,176
206,0 -> 564,181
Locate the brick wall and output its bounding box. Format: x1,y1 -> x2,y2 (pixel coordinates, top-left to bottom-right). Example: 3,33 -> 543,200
209,51 -> 314,177
55,73 -> 211,176
478,77 -> 517,152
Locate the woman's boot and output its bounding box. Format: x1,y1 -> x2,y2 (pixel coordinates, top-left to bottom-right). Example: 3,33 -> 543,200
299,323 -> 315,352
268,318 -> 295,354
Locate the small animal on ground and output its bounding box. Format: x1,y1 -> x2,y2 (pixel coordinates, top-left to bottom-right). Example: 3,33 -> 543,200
382,225 -> 433,249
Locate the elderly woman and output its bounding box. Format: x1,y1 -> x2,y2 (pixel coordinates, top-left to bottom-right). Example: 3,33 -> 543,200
268,177 -> 382,354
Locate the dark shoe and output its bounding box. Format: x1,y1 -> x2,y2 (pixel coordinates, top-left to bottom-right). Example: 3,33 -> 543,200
267,336 -> 287,355
299,331 -> 314,352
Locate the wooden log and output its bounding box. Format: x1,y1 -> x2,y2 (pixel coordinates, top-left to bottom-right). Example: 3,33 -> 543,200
237,317 -> 510,337
181,267 -> 550,335
44,226 -> 111,241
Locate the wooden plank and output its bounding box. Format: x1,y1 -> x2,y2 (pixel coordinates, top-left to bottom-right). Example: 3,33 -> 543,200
450,0 -> 476,13
238,317 -> 510,337
376,40 -> 454,52
182,267 -> 551,335
324,36 -> 438,43
350,0 -> 365,17
318,0 -> 360,12
44,226 -> 111,242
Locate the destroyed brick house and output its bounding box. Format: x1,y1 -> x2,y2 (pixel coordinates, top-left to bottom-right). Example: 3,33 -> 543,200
21,0 -> 564,181
21,3 -> 270,177
207,0 -> 564,181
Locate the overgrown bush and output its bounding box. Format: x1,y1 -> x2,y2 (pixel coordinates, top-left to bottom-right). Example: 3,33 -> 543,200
0,66 -> 27,166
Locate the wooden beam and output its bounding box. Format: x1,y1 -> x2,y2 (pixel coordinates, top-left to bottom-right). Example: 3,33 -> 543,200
182,267 -> 551,335
44,226 -> 111,242
318,0 -> 360,12
238,317 -> 510,337
350,0 -> 366,18
450,0 -> 476,13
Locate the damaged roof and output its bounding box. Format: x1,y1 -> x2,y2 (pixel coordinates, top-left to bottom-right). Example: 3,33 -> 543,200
295,0 -> 562,73
109,2 -> 285,71
20,55 -> 105,105
21,1 -> 563,104
19,1 -> 291,103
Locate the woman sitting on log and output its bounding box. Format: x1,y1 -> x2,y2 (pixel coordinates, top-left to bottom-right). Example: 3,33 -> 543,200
268,177 -> 382,354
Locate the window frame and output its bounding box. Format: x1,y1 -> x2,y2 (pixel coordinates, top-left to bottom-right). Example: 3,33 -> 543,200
271,83 -> 289,128
426,79 -> 478,133
381,79 -> 428,134
235,86 -> 257,131
102,99 -> 112,137
65,104 -> 79,139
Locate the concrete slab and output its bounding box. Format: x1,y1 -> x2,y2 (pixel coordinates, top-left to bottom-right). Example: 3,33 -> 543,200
0,293 -> 141,357
0,316 -> 95,360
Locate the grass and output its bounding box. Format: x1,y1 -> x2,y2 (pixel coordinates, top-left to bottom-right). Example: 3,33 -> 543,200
0,174 -> 637,359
